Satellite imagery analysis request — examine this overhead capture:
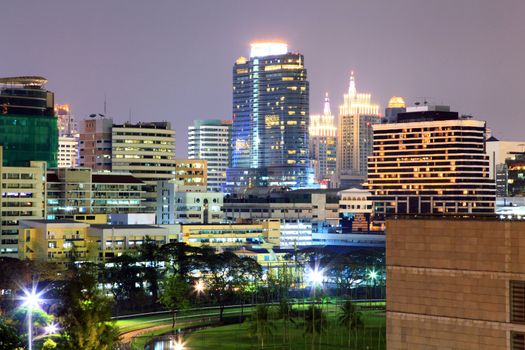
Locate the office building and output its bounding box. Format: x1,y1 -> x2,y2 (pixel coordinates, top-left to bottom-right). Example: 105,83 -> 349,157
506,152 -> 525,197
223,188 -> 339,247
227,42 -> 311,191
309,93 -> 337,185
367,105 -> 495,219
79,115 -> 113,171
336,72 -> 381,187
58,136 -> 78,168
19,220 -> 171,263
55,103 -> 78,137
0,146 -> 47,257
156,180 -> 223,224
384,96 -> 406,124
174,159 -> 207,188
46,167 -> 146,218
179,220 -> 280,248
387,217 -> 525,349
0,76 -> 58,167
112,122 -> 177,211
188,119 -> 232,192
486,138 -> 525,196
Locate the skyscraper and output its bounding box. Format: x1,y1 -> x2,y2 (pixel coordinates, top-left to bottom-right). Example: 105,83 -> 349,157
336,72 -> 381,188
226,42 -> 310,191
55,103 -> 78,137
188,119 -> 231,192
309,93 -> 337,185
384,96 -> 406,123
367,105 -> 495,219
0,76 -> 58,167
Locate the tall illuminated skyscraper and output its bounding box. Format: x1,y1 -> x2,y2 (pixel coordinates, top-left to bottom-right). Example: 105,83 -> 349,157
309,93 -> 336,185
336,72 -> 381,187
226,42 -> 310,192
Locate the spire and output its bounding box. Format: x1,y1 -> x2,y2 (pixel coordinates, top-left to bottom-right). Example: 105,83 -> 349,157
349,70 -> 357,99
323,92 -> 331,116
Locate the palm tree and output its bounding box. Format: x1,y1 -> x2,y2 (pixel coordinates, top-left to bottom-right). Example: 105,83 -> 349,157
338,300 -> 364,347
249,304 -> 275,349
304,305 -> 327,350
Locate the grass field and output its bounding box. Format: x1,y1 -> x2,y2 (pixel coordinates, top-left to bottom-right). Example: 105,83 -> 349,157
149,310 -> 386,350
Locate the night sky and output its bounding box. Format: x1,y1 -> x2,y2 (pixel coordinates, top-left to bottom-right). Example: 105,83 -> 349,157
2,0 -> 524,156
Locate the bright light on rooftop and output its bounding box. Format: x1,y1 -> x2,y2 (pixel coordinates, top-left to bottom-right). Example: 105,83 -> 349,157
250,42 -> 288,57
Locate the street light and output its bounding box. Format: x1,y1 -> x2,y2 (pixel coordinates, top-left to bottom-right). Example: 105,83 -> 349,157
170,337 -> 185,350
45,323 -> 59,335
21,286 -> 44,350
194,280 -> 205,294
307,267 -> 324,287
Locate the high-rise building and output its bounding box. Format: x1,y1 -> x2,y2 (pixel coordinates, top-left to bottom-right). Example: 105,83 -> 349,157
0,76 -> 58,167
367,105 -> 495,219
173,159 -> 208,188
55,104 -> 78,137
384,96 -> 406,124
309,93 -> 337,185
57,136 -> 78,168
111,122 -> 177,212
336,72 -> 381,187
227,42 -> 310,191
485,138 -> 525,196
79,116 -> 113,171
188,119 -> 232,192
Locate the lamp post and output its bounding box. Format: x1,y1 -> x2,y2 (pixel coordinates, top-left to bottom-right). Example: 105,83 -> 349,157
367,268 -> 378,305
21,287 -> 44,350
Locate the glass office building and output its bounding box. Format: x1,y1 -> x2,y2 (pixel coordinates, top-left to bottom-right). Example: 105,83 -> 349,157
0,76 -> 58,167
227,42 -> 311,192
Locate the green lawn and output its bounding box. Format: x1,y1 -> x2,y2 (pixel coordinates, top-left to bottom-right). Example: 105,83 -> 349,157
179,310 -> 385,350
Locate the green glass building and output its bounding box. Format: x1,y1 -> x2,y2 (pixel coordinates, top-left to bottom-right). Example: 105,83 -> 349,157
0,76 -> 58,167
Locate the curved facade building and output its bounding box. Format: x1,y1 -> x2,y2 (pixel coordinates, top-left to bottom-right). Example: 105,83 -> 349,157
0,76 -> 58,167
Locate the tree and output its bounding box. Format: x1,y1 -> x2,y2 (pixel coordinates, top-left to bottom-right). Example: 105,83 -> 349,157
160,242 -> 200,279
158,274 -> 190,329
42,338 -> 57,350
0,317 -> 24,350
248,304 -> 275,349
9,306 -> 52,335
277,298 -> 295,344
105,253 -> 145,309
304,305 -> 327,350
56,264 -> 120,350
138,236 -> 163,301
338,300 -> 364,347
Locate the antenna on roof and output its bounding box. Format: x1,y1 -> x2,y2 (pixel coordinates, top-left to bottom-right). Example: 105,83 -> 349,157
129,108 -> 132,123
104,93 -> 107,116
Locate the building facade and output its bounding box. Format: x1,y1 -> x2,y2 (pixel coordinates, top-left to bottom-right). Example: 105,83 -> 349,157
156,180 -> 223,224
0,76 -> 58,167
79,116 -> 113,171
387,218 -> 525,349
174,159 -> 207,188
368,106 -> 495,219
309,93 -> 337,185
0,146 -> 47,257
188,119 -> 232,192
336,72 -> 381,186
486,138 -> 525,196
55,103 -> 78,137
46,167 -> 146,218
58,136 -> 78,168
111,122 -> 177,211
227,42 -> 311,191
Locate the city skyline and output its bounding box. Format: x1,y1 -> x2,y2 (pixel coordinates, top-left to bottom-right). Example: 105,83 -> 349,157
2,0 -> 524,158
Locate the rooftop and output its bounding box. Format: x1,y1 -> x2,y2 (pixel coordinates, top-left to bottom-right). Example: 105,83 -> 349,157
0,76 -> 47,87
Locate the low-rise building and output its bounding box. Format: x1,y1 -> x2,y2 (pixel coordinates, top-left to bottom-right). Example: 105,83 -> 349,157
180,220 -> 280,248
156,180 -> 223,224
18,220 -> 171,263
46,167 -> 146,219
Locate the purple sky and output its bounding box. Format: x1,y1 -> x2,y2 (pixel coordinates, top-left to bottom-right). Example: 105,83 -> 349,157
2,0 -> 524,156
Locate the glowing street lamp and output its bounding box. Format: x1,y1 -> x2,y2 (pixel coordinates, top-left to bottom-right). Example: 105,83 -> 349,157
367,269 -> 378,283
307,267 -> 324,287
45,323 -> 59,335
170,337 -> 186,350
21,287 -> 45,350
194,280 -> 205,294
